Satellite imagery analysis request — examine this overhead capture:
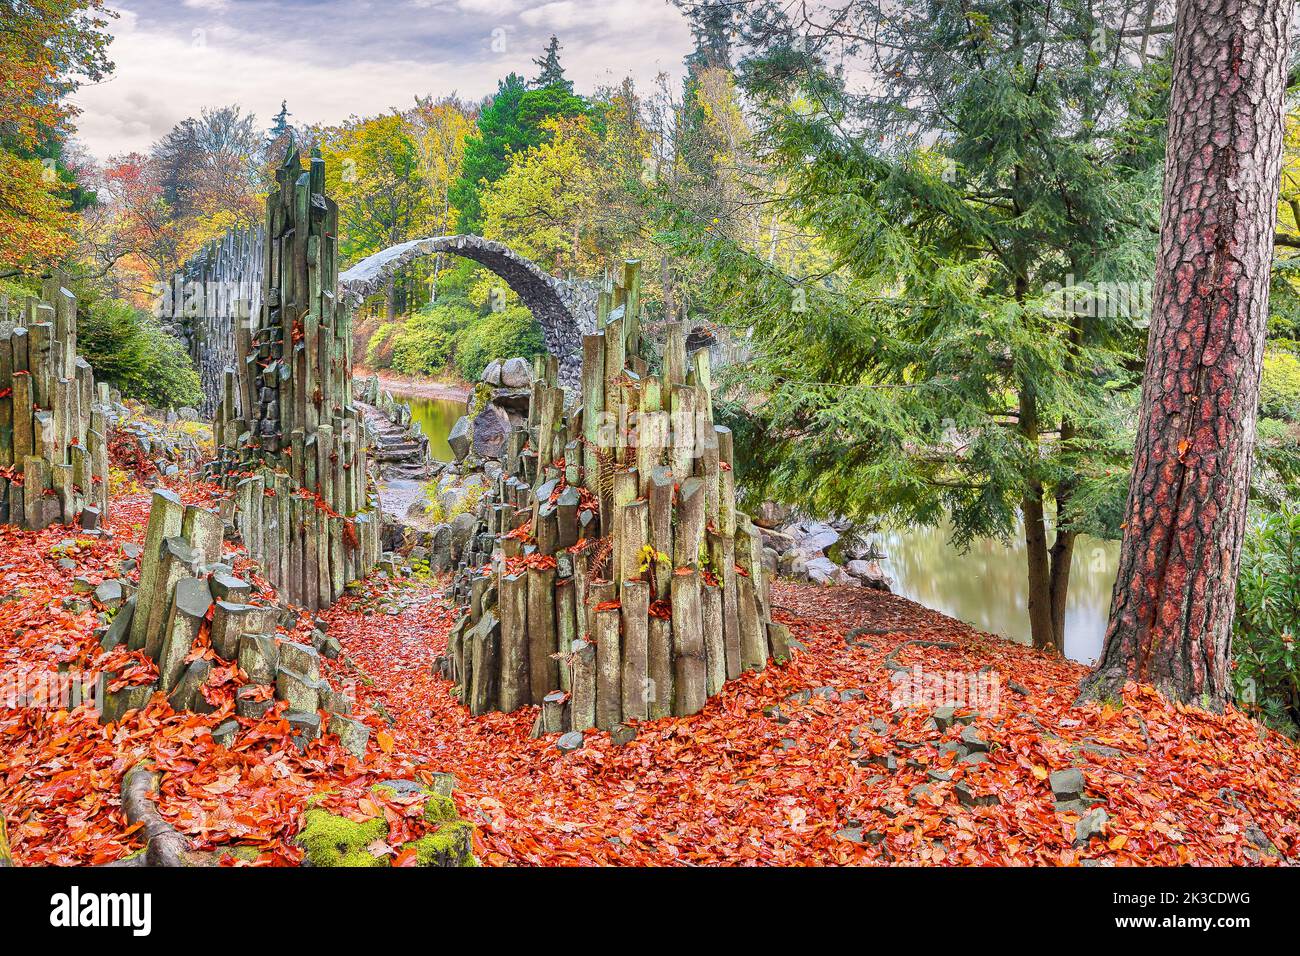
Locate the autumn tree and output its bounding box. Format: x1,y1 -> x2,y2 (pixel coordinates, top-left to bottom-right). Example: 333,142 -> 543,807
0,0 -> 114,274
410,95 -> 475,301
320,113 -> 436,318
1081,0 -> 1295,708
451,53 -> 589,233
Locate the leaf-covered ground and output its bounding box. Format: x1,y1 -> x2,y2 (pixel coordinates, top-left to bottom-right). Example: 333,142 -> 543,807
2,475 -> 1298,866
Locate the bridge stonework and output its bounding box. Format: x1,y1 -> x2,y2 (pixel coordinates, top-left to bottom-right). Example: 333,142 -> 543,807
338,235 -> 599,391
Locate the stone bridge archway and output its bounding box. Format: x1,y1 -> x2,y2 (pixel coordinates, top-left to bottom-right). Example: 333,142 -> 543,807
338,236 -> 599,390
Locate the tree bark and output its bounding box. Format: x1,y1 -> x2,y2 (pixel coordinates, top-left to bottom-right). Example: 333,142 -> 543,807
1082,0 -> 1293,709
1019,382 -> 1057,652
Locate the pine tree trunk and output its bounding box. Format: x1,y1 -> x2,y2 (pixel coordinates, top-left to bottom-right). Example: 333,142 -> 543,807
1082,0 -> 1292,709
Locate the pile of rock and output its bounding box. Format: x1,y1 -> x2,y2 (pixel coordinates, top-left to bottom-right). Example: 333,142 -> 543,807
355,375 -> 432,480
430,263 -> 792,737
97,489 -> 370,757
111,403 -> 210,481
203,146 -> 383,613
446,357 -> 534,466
753,506 -> 894,591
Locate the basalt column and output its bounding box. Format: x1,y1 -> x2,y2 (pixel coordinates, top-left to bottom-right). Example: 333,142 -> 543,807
436,261 -> 790,731
207,146 -> 380,611
0,280 -> 110,530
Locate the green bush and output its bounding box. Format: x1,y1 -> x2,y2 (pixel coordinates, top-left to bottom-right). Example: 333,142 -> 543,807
1234,504 -> 1300,735
387,295 -> 544,382
1260,350 -> 1300,421
391,299 -> 475,376
453,305 -> 543,381
78,299 -> 202,409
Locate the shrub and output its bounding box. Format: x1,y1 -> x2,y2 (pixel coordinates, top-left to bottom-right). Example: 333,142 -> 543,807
453,304 -> 543,381
386,295 -> 544,382
1260,349 -> 1300,421
1234,504 -> 1300,735
78,299 -> 202,409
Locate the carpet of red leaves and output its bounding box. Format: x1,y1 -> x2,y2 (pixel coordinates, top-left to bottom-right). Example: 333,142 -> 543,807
0,484 -> 458,866
326,577 -> 1300,866
2,475 -> 1299,866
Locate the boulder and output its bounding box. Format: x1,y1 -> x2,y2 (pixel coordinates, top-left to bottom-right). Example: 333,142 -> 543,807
500,357 -> 532,388
471,404 -> 510,460
278,639 -> 321,681
754,500 -> 792,528
235,684 -> 274,719
447,415 -> 472,461
481,359 -> 503,386
805,556 -> 839,584
1050,768 -> 1086,802
93,579 -> 125,608
1075,807 -> 1108,844
100,596 -> 136,651
846,559 -> 894,592
795,521 -> 841,555
238,633 -> 279,684
328,713 -> 370,758
167,659 -> 213,713
276,667 -> 320,712
212,719 -> 240,747
286,710 -> 322,750
556,731 -> 584,753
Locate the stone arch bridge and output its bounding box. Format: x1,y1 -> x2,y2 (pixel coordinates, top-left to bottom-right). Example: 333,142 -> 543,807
162,232 -> 600,414
340,236 -> 599,391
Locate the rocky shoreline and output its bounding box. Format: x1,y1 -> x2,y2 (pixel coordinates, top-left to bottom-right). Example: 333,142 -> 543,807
753,504 -> 894,592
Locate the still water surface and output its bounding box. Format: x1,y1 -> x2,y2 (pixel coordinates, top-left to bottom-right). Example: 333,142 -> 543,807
397,388 -> 1119,664
878,524 -> 1119,664
400,393 -> 467,464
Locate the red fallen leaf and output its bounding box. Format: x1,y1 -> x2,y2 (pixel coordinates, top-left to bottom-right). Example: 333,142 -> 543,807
593,600 -> 621,612
393,847 -> 418,867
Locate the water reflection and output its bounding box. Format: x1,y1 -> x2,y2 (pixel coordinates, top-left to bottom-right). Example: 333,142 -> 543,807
392,393 -> 466,463
878,522 -> 1119,664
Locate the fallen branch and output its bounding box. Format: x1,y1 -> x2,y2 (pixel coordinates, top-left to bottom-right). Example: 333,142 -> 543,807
119,764 -> 193,867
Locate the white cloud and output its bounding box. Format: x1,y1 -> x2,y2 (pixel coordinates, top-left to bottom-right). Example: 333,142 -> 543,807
70,0 -> 693,160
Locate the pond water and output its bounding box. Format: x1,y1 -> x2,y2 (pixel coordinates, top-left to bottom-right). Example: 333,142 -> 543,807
395,383 -> 1119,664
399,393 -> 468,463
878,522 -> 1119,664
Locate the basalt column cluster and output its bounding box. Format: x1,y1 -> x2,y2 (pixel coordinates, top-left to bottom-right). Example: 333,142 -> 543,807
157,225 -> 264,418
435,262 -> 791,733
207,147 -> 381,611
0,281 -> 109,530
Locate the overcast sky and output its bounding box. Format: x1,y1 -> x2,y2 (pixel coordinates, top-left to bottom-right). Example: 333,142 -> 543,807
69,0 -> 696,161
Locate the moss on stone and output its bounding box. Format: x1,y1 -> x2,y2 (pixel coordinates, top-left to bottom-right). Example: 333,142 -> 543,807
402,820 -> 475,867
217,845 -> 261,863
422,792 -> 460,824
296,808 -> 388,867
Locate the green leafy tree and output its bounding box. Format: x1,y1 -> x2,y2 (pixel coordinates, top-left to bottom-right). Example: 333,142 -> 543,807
77,297 -> 201,408
672,0 -> 1172,654
451,68 -> 589,234
320,114 -> 436,318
